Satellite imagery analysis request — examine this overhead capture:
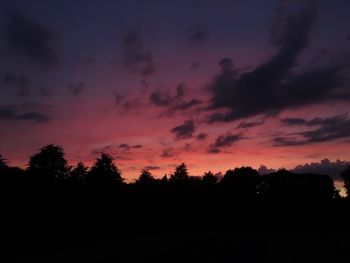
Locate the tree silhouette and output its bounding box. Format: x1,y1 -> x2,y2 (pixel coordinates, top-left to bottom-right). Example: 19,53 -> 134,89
263,169 -> 336,200
170,163 -> 189,182
27,144 -> 69,180
220,166 -> 260,199
136,170 -> 155,185
85,153 -> 123,186
70,162 -> 88,183
0,154 -> 8,171
341,166 -> 350,197
202,171 -> 218,185
161,175 -> 168,185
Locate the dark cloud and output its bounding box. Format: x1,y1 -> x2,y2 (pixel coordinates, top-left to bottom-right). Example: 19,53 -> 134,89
6,13 -> 57,66
68,82 -> 86,96
212,133 -> 242,148
275,115 -> 350,146
144,165 -> 161,171
173,99 -> 202,111
3,72 -> 28,85
282,115 -> 348,127
196,132 -> 208,140
117,143 -> 142,150
113,90 -> 125,105
161,148 -> 175,158
122,98 -> 142,112
150,83 -> 202,114
308,48 -> 331,64
208,148 -> 220,154
259,159 -> 350,180
91,144 -> 140,161
38,86 -> 51,97
258,165 -> 277,175
281,117 -> 310,126
208,133 -> 242,153
291,159 -> 350,181
121,32 -> 156,88
0,106 -> 50,123
2,72 -> 30,97
206,4 -> 350,123
171,120 -> 196,140
112,90 -> 142,113
237,120 -> 265,129
119,143 -> 130,150
150,83 -> 184,107
188,28 -> 210,45
190,61 -> 200,69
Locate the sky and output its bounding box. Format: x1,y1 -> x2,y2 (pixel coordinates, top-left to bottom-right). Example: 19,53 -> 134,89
0,0 -> 350,183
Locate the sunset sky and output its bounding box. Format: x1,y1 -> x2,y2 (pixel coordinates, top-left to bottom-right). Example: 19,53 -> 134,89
1,0 -> 350,182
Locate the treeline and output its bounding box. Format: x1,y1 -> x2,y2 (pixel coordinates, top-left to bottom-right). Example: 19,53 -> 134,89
1,144 -> 350,229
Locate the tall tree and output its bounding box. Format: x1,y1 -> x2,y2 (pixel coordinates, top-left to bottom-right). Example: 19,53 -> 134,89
86,153 -> 123,186
0,154 -> 8,171
170,163 -> 189,182
70,162 -> 88,183
27,144 -> 69,180
220,166 -> 261,199
202,171 -> 218,185
136,170 -> 155,185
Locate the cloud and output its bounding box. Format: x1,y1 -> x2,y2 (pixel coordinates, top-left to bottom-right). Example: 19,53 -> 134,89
2,72 -> 30,97
212,133 -> 242,148
113,90 -> 125,105
0,106 -> 50,123
171,120 -> 196,140
119,143 -> 130,150
236,120 -> 265,129
196,132 -> 208,140
150,83 -> 184,107
206,4 -> 350,123
161,148 -> 175,158
121,32 -> 156,88
274,115 -> 350,146
144,165 -> 161,171
290,159 -> 350,181
91,143 -> 143,161
258,165 -> 277,175
209,132 -> 242,153
188,27 -> 210,45
6,12 -> 57,66
308,48 -> 331,64
150,83 -> 202,115
173,99 -> 202,111
68,82 -> 86,96
3,72 -> 28,86
112,90 -> 143,113
118,143 -> 143,150
38,86 -> 51,97
190,61 -> 200,69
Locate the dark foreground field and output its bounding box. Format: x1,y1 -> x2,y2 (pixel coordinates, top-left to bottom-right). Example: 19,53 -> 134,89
1,148 -> 350,262
2,221 -> 350,262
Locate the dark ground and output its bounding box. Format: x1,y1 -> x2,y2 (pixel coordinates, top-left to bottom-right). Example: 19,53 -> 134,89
1,216 -> 350,263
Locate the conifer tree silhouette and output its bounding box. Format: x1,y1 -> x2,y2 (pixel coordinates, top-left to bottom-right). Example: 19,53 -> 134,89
86,153 -> 123,186
27,144 -> 69,180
